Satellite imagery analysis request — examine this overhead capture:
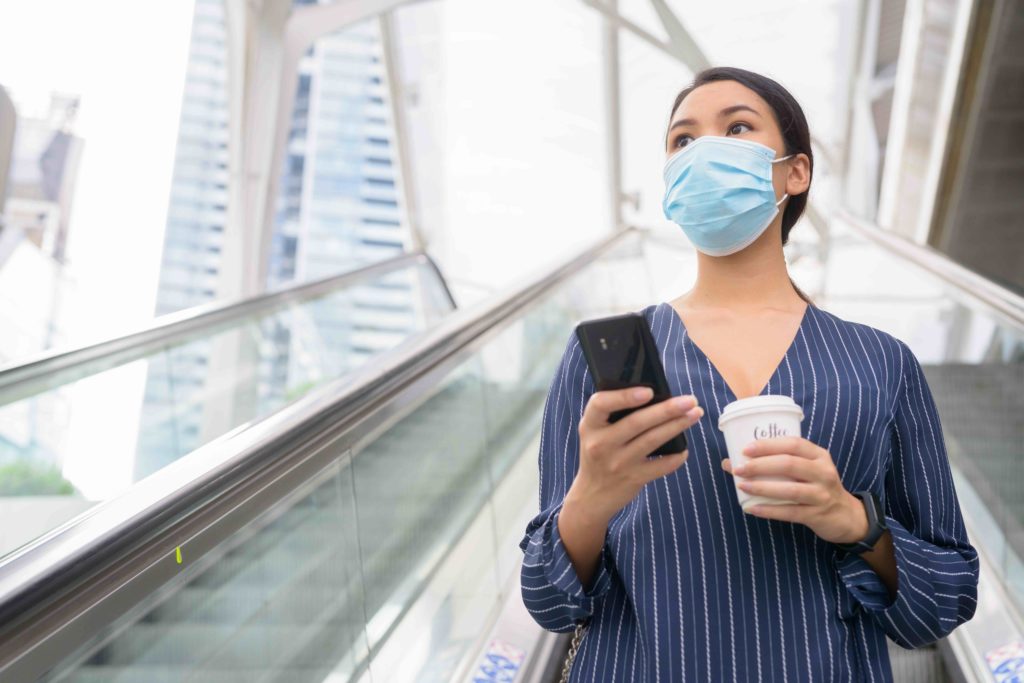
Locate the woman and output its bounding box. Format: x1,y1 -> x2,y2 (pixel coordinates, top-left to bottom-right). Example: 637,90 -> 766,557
518,66 -> 979,682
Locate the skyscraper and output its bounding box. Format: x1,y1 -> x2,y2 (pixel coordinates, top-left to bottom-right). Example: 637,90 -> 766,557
138,1 -> 413,479
135,0 -> 231,478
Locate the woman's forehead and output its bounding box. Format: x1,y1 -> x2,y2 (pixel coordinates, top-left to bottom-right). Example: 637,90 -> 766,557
671,81 -> 770,124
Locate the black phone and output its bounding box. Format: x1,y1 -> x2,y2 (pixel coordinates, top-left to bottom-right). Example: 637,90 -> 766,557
575,312 -> 688,458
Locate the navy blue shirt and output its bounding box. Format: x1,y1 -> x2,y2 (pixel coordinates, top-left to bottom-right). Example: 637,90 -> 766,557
519,301 -> 979,682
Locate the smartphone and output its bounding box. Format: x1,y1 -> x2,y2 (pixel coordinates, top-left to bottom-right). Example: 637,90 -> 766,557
575,312 -> 688,457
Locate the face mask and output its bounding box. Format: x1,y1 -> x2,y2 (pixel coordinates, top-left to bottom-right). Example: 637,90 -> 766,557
662,136 -> 794,256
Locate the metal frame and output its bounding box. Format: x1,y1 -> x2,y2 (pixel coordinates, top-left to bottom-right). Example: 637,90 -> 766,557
579,0 -> 710,71
875,0 -> 922,229
379,9 -> 426,253
602,0 -> 625,231
0,251 -> 455,407
911,0 -> 977,245
0,225 -> 639,681
875,0 -> 979,245
836,208 -> 1024,329
257,0 -> 428,293
930,0 -> 1004,253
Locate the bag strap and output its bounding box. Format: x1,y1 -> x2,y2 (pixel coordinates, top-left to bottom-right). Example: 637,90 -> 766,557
558,619 -> 589,683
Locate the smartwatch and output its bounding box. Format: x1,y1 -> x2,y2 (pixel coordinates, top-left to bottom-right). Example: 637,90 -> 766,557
835,490 -> 888,555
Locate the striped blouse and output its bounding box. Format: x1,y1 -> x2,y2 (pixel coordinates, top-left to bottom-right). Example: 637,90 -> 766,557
519,300 -> 980,682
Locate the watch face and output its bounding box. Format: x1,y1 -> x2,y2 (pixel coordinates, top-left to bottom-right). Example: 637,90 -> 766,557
867,492 -> 886,527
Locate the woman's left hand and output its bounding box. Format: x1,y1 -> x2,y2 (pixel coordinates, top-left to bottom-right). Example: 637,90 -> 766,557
721,435 -> 868,545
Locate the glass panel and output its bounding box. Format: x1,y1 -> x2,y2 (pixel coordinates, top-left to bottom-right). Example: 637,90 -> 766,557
619,28 -> 693,232
44,457 -> 370,683
356,358 -> 499,681
355,358 -> 494,635
389,0 -> 608,308
268,14 -> 409,289
0,261 -> 454,560
0,0 -> 226,362
33,231 -> 654,683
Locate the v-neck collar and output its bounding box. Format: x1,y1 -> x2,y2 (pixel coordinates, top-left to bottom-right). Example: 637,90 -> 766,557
660,300 -> 813,402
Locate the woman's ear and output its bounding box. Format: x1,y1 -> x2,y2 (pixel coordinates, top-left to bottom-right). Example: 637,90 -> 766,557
785,153 -> 812,197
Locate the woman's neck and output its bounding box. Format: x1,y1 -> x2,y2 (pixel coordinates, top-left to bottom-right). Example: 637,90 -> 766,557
680,228 -> 803,313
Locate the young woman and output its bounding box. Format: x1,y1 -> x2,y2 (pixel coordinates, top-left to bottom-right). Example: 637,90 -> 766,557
519,66 -> 979,682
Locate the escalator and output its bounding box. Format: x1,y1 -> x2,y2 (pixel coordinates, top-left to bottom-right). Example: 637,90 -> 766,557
0,221 -> 1021,682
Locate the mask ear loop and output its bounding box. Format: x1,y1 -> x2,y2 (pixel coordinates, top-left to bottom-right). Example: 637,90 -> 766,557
770,153 -> 795,207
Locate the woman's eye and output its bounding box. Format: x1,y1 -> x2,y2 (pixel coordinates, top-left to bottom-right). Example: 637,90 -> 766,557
727,122 -> 752,135
673,134 -> 692,149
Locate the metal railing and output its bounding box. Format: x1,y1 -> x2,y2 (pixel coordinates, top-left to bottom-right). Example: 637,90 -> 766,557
0,251 -> 456,407
0,226 -> 638,681
835,209 -> 1024,328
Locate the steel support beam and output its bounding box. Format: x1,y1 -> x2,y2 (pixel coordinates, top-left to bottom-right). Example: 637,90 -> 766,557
580,0 -> 710,71
602,0 -> 625,230
379,10 -> 426,253
648,0 -> 712,72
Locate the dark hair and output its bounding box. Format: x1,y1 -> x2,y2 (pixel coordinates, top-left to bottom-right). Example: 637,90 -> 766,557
667,66 -> 815,305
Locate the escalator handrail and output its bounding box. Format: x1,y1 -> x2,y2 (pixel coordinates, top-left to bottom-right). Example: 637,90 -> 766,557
0,251 -> 457,406
836,209 -> 1024,329
0,226 -> 639,671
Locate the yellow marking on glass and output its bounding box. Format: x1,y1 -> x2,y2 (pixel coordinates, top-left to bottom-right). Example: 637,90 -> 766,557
175,547 -> 182,564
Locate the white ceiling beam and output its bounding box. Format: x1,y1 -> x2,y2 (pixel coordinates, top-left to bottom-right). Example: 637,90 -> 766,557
603,0 -> 625,231
579,0 -> 706,70
379,10 -> 425,253
647,0 -> 712,72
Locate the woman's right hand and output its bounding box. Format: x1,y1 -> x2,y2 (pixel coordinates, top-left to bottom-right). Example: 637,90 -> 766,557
569,387 -> 703,522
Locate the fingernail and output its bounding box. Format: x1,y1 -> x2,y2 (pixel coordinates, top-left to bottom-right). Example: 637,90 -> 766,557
734,465 -> 746,475
633,387 -> 652,400
742,443 -> 755,454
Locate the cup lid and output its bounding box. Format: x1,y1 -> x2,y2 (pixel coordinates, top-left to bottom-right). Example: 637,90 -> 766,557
718,394 -> 804,429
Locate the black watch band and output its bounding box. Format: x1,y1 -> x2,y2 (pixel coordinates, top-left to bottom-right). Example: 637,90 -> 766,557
835,490 -> 887,555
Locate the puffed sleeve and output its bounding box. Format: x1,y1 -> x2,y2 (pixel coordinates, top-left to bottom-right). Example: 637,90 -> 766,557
518,328 -> 616,633
833,339 -> 980,648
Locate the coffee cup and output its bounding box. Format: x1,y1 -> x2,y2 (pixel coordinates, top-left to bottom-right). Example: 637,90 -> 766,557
717,395 -> 805,513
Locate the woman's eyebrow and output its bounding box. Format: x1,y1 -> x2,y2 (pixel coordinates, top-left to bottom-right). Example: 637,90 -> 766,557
667,104 -> 762,133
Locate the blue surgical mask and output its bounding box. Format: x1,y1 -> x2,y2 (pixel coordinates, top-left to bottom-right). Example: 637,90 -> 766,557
662,136 -> 793,256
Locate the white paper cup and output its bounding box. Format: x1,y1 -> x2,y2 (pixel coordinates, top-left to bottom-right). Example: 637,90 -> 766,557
718,395 -> 805,513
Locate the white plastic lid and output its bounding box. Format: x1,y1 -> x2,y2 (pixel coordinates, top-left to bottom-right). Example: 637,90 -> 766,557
717,394 -> 804,430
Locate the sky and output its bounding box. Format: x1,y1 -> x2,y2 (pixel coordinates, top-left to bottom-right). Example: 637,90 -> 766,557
0,0 -> 195,341
0,0 -> 196,499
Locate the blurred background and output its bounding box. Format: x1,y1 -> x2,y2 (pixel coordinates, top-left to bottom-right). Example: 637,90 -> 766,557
0,0 -> 1021,681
